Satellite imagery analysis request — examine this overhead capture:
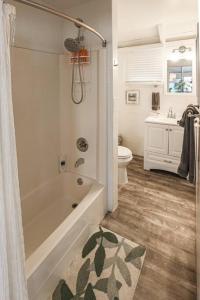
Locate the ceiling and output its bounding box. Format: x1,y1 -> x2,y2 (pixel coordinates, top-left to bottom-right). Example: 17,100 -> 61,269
37,0 -> 92,10
117,0 -> 198,46
19,0 -> 198,46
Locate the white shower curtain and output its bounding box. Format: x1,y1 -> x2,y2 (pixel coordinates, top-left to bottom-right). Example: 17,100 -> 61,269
0,1 -> 29,300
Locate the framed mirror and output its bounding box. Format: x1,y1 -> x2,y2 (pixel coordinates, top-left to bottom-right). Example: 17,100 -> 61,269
165,40 -> 196,96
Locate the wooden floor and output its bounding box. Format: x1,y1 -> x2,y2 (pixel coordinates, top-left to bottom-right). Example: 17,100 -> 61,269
102,156 -> 196,300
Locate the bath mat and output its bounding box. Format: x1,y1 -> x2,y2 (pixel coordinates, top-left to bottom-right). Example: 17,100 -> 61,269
52,226 -> 146,300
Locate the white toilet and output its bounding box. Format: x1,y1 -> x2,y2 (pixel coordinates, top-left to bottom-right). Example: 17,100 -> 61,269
118,146 -> 133,185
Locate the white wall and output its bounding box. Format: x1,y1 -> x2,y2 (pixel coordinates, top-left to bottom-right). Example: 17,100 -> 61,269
11,0 -> 113,196
10,2 -> 62,201
61,0 -> 113,187
59,51 -> 99,179
11,47 -> 60,198
62,0 -> 112,49
118,51 -> 198,156
56,0 -> 116,210
9,0 -> 63,53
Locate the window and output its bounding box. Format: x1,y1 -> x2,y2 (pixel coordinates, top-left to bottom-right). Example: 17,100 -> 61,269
167,59 -> 192,93
125,45 -> 164,83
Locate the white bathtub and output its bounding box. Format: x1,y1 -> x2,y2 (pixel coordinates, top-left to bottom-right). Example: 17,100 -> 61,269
21,172 -> 106,300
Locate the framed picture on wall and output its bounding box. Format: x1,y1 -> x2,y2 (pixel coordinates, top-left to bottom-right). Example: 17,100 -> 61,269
126,90 -> 140,104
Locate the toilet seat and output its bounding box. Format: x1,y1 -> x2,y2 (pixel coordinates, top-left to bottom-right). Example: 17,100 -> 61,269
118,146 -> 132,159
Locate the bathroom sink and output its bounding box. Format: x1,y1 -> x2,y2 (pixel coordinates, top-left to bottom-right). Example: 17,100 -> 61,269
145,115 -> 180,126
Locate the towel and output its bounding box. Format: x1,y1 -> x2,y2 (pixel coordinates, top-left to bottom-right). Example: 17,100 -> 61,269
152,92 -> 160,111
177,104 -> 199,183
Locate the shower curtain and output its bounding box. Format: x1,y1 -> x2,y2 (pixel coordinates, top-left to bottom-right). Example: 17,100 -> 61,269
0,1 -> 29,299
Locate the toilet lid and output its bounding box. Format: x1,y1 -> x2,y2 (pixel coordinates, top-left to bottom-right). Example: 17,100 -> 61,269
118,146 -> 132,158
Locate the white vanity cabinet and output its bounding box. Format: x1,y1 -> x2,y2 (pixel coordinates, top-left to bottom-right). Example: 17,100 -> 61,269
144,117 -> 184,174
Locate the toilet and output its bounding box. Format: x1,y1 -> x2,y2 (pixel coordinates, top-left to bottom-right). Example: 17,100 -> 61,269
118,146 -> 133,185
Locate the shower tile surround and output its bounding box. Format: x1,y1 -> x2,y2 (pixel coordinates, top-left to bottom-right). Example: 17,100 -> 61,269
10,0 -> 111,199
59,52 -> 98,179
11,47 -> 60,197
11,1 -> 108,213
10,0 -> 112,299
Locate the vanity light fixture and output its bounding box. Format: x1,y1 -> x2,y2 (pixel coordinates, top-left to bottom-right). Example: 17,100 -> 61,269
169,45 -> 193,62
172,46 -> 192,54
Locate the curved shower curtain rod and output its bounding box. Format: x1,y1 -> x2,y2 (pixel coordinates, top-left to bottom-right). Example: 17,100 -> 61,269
9,0 -> 107,47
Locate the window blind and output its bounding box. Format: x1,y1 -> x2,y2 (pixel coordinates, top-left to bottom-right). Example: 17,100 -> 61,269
125,45 -> 164,83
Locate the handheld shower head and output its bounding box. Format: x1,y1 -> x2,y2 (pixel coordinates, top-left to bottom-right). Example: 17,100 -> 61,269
64,38 -> 81,53
64,18 -> 84,53
64,18 -> 85,105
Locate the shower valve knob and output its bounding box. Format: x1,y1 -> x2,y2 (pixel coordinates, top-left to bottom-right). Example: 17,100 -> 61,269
77,137 -> 89,152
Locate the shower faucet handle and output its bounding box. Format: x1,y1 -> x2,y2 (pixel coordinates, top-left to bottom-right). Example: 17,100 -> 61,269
76,138 -> 89,152
75,158 -> 85,168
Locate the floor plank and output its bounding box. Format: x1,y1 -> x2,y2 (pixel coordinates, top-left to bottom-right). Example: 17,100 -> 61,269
102,156 -> 196,300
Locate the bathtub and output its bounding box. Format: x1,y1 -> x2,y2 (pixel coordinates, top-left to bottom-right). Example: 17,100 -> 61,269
21,172 -> 106,300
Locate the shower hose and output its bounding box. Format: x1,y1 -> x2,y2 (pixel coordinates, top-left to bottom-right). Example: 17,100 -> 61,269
71,54 -> 84,104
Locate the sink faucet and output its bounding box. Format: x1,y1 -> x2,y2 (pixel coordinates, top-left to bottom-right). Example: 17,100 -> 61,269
167,107 -> 176,119
168,107 -> 173,118
75,158 -> 85,168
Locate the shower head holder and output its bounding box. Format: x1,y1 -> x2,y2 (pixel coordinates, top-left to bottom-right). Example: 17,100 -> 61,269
74,18 -> 84,28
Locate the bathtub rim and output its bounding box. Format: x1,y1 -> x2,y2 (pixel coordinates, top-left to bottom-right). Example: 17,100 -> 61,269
25,180 -> 104,279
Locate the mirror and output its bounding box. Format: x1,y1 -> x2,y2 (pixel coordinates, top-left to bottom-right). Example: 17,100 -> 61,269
167,59 -> 193,94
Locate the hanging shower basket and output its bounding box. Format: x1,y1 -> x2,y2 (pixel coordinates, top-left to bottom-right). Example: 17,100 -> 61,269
69,48 -> 90,64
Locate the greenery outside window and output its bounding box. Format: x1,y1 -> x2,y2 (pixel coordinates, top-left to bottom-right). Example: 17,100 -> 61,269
167,59 -> 192,93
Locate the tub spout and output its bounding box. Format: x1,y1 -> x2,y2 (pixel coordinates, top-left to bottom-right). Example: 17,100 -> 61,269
75,158 -> 85,168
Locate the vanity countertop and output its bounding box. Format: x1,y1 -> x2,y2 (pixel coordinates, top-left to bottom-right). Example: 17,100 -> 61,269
145,115 -> 180,126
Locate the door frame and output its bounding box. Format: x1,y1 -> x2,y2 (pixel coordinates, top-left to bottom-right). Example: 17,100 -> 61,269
107,0 -> 118,212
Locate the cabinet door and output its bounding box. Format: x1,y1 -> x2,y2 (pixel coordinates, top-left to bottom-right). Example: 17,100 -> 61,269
168,126 -> 184,157
145,123 -> 168,155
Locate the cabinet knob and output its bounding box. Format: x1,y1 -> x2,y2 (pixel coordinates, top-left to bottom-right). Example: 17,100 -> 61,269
165,128 -> 168,131
169,129 -> 173,132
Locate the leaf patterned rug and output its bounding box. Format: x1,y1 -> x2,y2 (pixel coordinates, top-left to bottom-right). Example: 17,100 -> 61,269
52,227 -> 146,300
